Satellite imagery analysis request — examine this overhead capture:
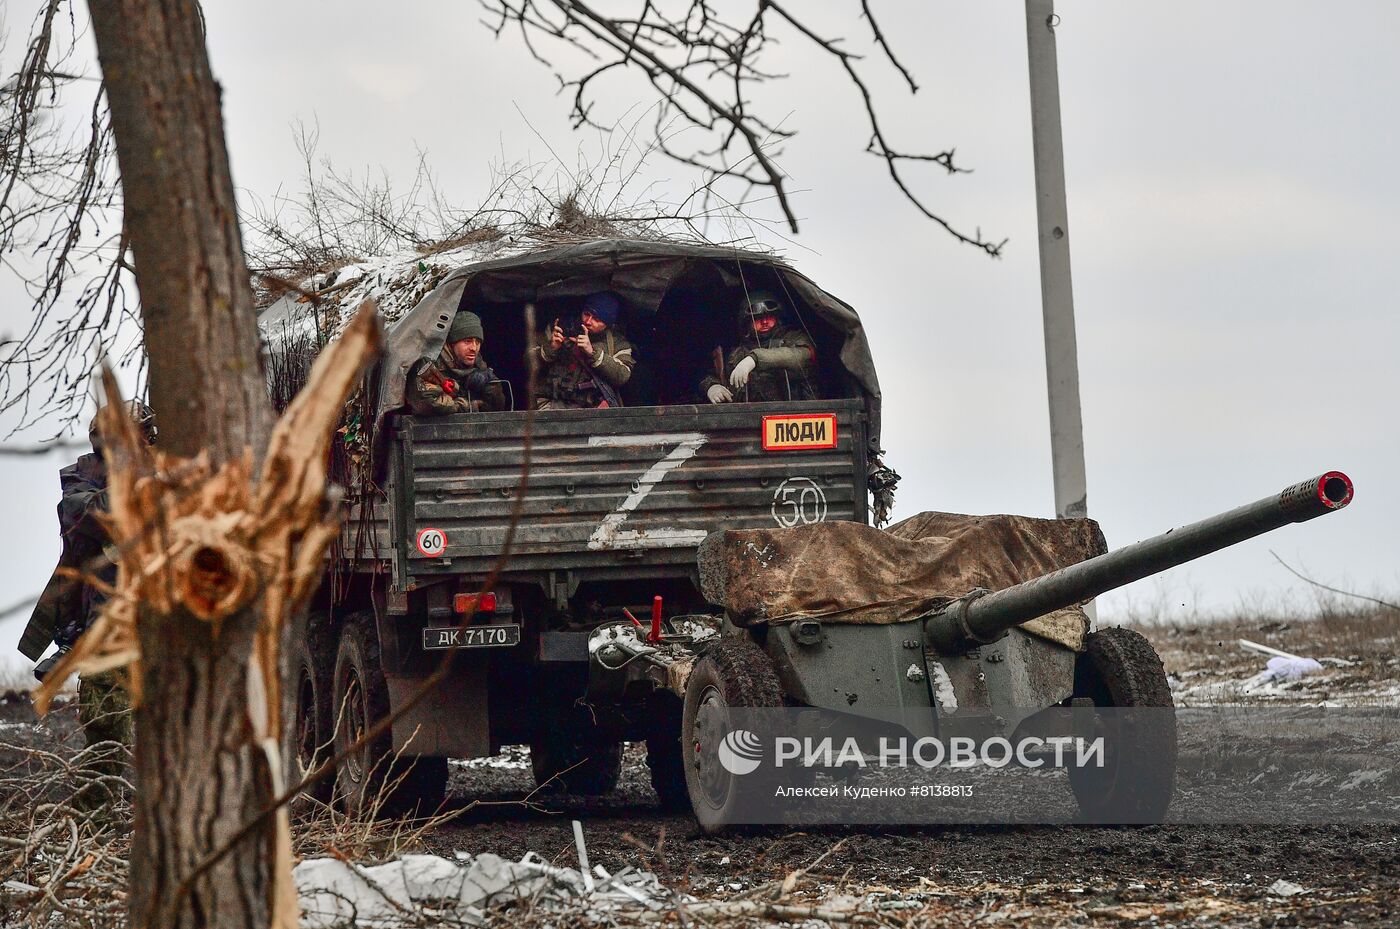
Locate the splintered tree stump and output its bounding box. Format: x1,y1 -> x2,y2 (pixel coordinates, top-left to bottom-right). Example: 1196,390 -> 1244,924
34,305 -> 380,929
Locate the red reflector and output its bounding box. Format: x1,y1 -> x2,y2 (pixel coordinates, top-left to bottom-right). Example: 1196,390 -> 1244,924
453,592 -> 498,614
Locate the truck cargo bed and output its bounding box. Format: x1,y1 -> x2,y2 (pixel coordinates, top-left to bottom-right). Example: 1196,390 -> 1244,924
379,399 -> 869,583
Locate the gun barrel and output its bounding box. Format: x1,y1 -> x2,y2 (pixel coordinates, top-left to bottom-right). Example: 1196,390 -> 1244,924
926,472 -> 1353,653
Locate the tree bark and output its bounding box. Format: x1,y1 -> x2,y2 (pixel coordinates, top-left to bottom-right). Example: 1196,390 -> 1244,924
84,2 -> 276,927
87,0 -> 268,463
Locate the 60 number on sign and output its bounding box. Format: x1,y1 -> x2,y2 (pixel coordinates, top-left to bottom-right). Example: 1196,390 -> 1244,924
415,527 -> 448,557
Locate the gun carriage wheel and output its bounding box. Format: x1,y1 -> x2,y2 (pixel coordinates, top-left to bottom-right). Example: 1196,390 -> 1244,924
682,637 -> 786,834
1067,626 -> 1176,822
530,704 -> 624,796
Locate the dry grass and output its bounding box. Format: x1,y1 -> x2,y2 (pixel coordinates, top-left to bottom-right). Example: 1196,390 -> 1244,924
1130,602 -> 1399,706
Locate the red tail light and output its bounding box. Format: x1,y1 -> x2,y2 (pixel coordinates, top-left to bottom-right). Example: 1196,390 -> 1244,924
454,592 -> 498,615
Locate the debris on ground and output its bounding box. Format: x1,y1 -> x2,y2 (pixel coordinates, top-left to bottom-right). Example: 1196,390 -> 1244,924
1236,638 -> 1325,690
295,849 -> 680,927
1266,878 -> 1310,897
1245,654 -> 1325,688
1238,638 -> 1311,663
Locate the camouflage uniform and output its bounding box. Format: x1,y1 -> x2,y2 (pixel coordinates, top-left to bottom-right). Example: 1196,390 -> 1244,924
534,328 -> 636,409
406,347 -> 507,415
29,451 -> 133,806
701,323 -> 819,403
55,454 -> 114,646
74,670 -> 132,810
20,452 -> 115,663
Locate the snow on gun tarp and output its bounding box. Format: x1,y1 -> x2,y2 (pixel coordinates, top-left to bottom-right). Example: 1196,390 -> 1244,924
258,235 -> 887,456
697,511 -> 1108,651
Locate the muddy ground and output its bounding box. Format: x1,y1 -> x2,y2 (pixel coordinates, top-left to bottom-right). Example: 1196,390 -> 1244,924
4,611 -> 1397,926
429,746 -> 1398,926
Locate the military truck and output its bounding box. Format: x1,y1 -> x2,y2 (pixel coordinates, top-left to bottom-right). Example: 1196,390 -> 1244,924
265,238 -> 892,814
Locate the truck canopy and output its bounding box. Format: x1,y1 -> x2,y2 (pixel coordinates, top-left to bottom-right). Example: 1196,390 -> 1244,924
261,237 -> 885,455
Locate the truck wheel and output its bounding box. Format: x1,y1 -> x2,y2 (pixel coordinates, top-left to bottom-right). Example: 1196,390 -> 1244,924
530,707 -> 622,796
1068,627 -> 1176,823
288,611 -> 333,811
645,695 -> 689,811
682,637 -> 784,835
332,614 -> 448,817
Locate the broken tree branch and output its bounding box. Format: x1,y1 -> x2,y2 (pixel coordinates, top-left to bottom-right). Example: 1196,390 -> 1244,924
1268,549 -> 1400,613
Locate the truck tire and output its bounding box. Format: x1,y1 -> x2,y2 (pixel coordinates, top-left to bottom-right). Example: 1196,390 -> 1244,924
645,695 -> 689,811
530,706 -> 623,796
288,610 -> 334,811
1068,626 -> 1176,823
682,637 -> 785,835
331,614 -> 448,818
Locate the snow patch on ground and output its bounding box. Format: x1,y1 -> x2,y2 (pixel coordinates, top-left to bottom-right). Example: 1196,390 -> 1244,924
296,847 -> 675,928
448,744 -> 531,771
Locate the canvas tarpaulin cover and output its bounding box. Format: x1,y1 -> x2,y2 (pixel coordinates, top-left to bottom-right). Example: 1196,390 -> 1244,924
697,512 -> 1107,650
375,238 -> 884,452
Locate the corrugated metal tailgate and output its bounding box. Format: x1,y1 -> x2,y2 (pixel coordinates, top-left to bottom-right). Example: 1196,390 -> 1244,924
399,399 -> 867,576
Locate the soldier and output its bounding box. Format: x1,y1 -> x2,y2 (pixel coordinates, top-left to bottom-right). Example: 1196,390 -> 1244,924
533,292 -> 635,409
23,401 -> 156,805
701,288 -> 819,403
405,310 -> 507,415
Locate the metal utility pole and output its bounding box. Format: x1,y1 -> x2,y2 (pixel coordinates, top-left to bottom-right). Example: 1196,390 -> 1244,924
1025,0 -> 1089,523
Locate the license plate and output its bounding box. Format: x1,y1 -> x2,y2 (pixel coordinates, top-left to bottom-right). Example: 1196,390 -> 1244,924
423,624 -> 521,650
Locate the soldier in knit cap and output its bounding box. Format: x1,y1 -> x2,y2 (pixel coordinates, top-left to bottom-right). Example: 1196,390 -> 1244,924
534,292 -> 635,410
406,310 -> 507,415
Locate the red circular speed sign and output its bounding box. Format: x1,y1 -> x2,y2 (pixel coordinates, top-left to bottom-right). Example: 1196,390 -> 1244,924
415,527 -> 447,557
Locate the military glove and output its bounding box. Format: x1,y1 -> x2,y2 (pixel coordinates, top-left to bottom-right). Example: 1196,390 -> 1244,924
729,354 -> 757,389
464,368 -> 494,393
706,384 -> 733,404
34,647 -> 67,683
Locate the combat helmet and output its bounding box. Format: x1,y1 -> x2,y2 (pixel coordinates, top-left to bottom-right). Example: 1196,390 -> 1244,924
89,399 -> 158,451
737,287 -> 787,321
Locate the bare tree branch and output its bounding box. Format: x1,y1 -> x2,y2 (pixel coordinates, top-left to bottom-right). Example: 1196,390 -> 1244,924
1269,549 -> 1400,613
0,438 -> 86,455
478,0 -> 1003,254
0,0 -> 132,432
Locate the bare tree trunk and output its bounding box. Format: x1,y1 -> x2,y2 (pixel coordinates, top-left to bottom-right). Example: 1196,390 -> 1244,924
87,0 -> 268,462
84,2 -> 275,927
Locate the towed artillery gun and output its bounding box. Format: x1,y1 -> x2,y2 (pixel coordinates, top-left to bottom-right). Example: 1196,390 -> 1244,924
588,471 -> 1354,832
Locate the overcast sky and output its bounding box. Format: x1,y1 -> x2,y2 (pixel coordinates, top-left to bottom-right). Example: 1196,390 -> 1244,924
3,2 -> 1396,663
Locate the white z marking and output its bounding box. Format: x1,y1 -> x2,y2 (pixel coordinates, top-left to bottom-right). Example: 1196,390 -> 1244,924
587,432 -> 709,550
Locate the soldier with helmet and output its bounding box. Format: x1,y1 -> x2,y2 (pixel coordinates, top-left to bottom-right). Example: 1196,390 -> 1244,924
406,310 -> 507,415
701,288 -> 819,404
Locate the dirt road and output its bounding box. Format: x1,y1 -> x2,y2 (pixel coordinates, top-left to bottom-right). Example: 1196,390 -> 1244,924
417,740 -> 1398,928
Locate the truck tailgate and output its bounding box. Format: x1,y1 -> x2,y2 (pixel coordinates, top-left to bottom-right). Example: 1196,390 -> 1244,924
391,399 -> 868,579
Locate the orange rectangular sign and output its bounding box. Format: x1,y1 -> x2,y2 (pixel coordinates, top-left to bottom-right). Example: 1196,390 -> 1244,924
762,413 -> 838,451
